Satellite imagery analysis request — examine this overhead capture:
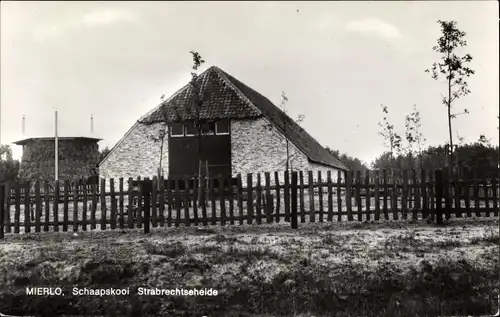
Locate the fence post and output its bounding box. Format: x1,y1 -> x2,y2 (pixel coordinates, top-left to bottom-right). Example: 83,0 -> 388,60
0,184 -> 4,239
291,171 -> 298,229
435,169 -> 444,225
141,178 -> 152,234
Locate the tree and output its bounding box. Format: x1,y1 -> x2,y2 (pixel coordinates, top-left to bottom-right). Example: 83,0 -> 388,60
186,51 -> 206,179
326,147 -> 369,172
477,134 -> 491,147
425,20 -> 474,176
266,91 -> 305,172
99,146 -> 111,162
278,91 -> 305,172
378,104 -> 402,169
0,145 -> 20,183
404,104 -> 426,170
146,118 -> 167,178
148,50 -> 206,184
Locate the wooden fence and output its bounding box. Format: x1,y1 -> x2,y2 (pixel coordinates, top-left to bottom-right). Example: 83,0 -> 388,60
0,169 -> 498,238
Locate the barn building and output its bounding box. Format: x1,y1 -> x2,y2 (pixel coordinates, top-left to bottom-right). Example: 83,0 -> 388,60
99,66 -> 348,184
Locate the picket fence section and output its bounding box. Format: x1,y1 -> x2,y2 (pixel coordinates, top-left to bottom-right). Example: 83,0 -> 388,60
0,169 -> 499,238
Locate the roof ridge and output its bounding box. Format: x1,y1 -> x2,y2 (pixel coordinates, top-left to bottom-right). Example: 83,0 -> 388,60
211,66 -> 264,117
138,67 -> 215,123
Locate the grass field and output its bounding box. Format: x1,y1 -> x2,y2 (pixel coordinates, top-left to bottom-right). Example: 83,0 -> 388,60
0,218 -> 498,316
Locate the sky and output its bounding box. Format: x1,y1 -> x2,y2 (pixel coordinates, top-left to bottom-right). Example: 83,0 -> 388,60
1,1 -> 498,165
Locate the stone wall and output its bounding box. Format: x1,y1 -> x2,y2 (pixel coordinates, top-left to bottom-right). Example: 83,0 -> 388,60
231,118 -> 343,185
99,118 -> 343,188
99,122 -> 168,181
18,139 -> 100,182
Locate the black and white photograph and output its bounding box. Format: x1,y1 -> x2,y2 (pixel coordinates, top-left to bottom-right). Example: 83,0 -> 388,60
0,1 -> 499,316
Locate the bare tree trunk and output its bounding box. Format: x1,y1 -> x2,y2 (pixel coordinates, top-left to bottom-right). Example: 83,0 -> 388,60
158,137 -> 164,179
447,54 -> 454,177
197,130 -> 205,206
286,138 -> 289,172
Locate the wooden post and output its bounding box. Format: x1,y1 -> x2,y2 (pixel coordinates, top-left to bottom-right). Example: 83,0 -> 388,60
183,178 -> 190,226
337,171 -> 342,222
228,177 -> 234,225
110,178 -> 116,229
473,171 -> 480,217
491,176 -> 498,217
73,181 -> 79,232
158,176 -> 165,227
174,178 -> 181,227
291,171 -> 298,229
318,171 -> 324,223
402,170 -> 408,220
127,178 -> 134,229
443,169 -> 451,220
327,171 -> 333,222
14,184 -> 20,233
34,181 -> 41,232
412,169 -> 419,220
264,172 -> 272,224
308,171 -> 314,222
391,171 -> 398,220
0,184 -> 4,239
274,172 -> 281,223
300,171 -> 305,223
151,177 -> 158,228
484,179 -> 490,217
53,180 -> 59,232
284,171 -> 290,222
209,178 -> 216,225
374,170 -> 380,221
166,177 -> 173,227
141,178 -> 152,234
421,169 -> 428,219
382,170 -> 388,220
192,177 -> 199,226
435,169 -> 444,225
247,173 -> 253,225
100,178 -> 106,230
24,182 -> 31,233
428,172 -> 435,220
236,174 -> 243,225
463,168 -> 471,218
82,179 -> 88,231
346,171 -> 353,221
4,184 -> 11,233
453,172 -> 461,218
356,171 -> 362,222
364,170 -> 370,221
63,180 -> 69,231
44,181 -> 49,232
136,176 -> 143,228
255,173 -> 261,225
119,178 -> 125,229
91,180 -> 98,230
218,175 -> 226,226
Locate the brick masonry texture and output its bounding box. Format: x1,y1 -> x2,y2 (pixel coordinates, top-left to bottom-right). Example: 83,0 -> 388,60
100,118 -> 343,188
99,122 -> 169,182
18,139 -> 99,182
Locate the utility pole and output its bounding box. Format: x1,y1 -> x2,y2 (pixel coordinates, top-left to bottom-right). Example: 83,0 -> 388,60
55,110 -> 59,181
90,114 -> 94,135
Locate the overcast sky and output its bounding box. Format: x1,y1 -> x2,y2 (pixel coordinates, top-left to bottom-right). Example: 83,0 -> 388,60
1,1 -> 498,164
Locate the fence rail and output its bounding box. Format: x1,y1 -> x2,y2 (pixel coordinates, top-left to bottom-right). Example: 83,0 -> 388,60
0,169 -> 498,237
